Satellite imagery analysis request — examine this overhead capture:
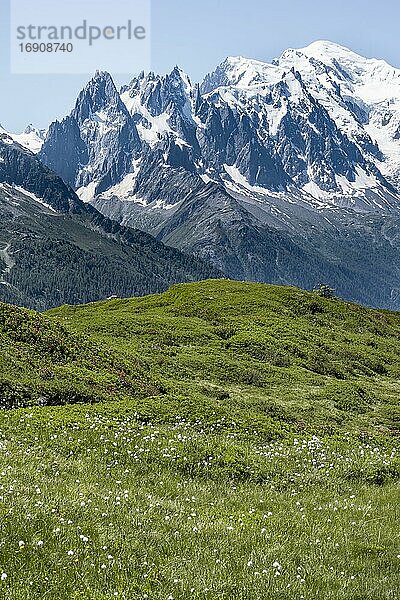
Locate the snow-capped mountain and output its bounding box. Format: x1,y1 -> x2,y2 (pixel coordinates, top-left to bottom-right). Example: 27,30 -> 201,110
0,123 -> 45,153
277,41 -> 400,188
200,54 -> 395,207
33,42 -> 400,308
39,71 -> 142,198
39,41 -> 400,215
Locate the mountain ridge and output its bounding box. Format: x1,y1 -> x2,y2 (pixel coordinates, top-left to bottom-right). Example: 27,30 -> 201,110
4,41 -> 400,309
0,133 -> 221,310
38,40 -> 400,208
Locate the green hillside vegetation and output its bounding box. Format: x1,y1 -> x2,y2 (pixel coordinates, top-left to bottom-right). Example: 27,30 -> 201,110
0,302 -> 160,410
47,279 -> 400,435
0,280 -> 398,599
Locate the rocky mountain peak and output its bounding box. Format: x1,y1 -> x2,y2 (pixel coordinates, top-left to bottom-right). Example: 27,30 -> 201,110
72,70 -> 128,125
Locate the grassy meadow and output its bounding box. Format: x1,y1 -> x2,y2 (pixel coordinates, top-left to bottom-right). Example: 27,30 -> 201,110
0,280 -> 398,598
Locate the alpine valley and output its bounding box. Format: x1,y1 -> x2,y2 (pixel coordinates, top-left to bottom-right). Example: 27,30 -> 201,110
3,40 -> 400,309
0,133 -> 219,310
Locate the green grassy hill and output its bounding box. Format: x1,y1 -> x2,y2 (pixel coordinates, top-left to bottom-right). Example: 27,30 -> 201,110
0,301 -> 161,410
47,279 -> 400,435
0,280 -> 399,599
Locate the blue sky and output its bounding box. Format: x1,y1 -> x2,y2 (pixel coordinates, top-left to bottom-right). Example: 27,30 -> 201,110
1,0 -> 400,130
